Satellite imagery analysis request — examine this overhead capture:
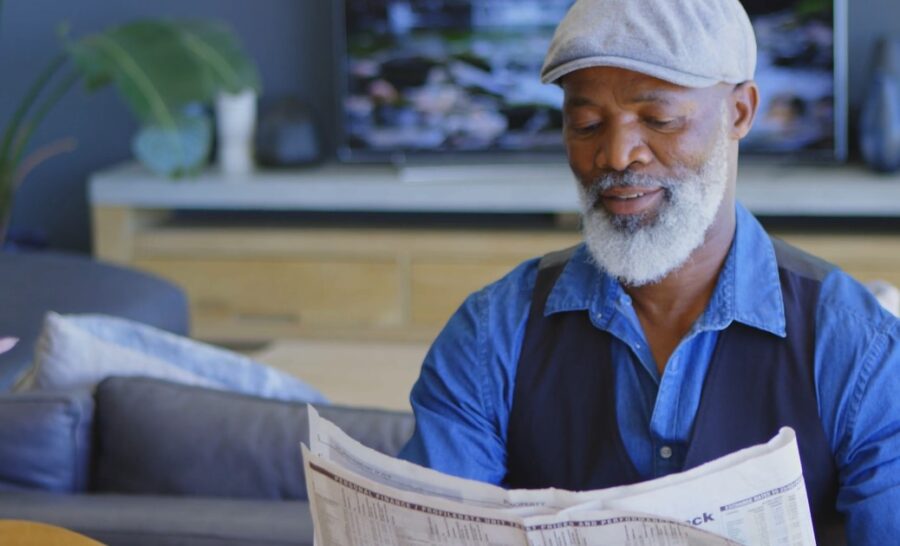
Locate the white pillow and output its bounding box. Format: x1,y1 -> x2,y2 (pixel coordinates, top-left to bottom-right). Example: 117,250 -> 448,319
866,280 -> 900,317
0,337 -> 17,355
22,312 -> 327,403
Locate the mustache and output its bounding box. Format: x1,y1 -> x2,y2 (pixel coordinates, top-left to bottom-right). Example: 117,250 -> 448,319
582,171 -> 673,204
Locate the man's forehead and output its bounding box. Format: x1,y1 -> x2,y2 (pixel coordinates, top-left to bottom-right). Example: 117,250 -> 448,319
561,67 -> 696,107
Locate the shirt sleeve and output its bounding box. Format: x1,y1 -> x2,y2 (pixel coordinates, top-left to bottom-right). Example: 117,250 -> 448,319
398,261 -> 537,485
816,270 -> 900,544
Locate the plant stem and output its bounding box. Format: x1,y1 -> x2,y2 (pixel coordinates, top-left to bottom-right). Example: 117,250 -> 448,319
13,137 -> 77,191
8,70 -> 80,170
0,165 -> 12,248
0,53 -> 67,168
0,70 -> 79,248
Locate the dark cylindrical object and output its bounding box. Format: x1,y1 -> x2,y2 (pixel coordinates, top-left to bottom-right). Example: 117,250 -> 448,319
255,98 -> 323,167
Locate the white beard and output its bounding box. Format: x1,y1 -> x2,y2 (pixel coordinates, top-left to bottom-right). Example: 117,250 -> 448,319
577,124 -> 731,287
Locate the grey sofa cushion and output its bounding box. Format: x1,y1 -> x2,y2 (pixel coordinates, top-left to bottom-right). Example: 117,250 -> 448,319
92,376 -> 414,500
0,491 -> 313,546
0,389 -> 94,492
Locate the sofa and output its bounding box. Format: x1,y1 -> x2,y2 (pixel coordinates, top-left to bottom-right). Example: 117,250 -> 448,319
0,376 -> 415,546
0,250 -> 414,544
0,251 -> 190,390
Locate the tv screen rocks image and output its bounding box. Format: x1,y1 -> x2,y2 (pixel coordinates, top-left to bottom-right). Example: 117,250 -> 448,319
336,0 -> 847,162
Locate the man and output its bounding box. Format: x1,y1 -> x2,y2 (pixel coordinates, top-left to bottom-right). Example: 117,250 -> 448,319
399,0 -> 900,544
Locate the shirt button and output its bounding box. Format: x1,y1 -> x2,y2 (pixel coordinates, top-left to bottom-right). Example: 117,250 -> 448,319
659,446 -> 673,459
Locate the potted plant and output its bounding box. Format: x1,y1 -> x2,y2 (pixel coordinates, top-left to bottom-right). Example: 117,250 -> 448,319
0,1 -> 261,245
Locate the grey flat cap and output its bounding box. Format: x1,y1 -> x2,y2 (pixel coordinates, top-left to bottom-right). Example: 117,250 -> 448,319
542,0 -> 757,88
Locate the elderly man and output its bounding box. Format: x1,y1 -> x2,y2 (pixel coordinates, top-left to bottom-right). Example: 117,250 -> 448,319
399,0 -> 900,544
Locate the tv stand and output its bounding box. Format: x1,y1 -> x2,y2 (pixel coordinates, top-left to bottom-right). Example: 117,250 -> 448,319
395,161 -> 569,184
89,161 -> 900,344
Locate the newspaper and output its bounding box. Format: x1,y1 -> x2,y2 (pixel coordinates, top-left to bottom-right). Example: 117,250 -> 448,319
303,407 -> 816,545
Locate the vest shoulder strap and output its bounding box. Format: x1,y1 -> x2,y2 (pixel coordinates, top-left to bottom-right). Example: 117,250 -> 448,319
530,245 -> 580,313
537,245 -> 579,274
770,236 -> 837,281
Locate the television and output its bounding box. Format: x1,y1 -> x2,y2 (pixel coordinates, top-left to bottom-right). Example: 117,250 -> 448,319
335,0 -> 848,163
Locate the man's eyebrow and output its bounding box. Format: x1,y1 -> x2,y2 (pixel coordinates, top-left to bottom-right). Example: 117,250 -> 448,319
624,92 -> 675,105
564,92 -> 679,108
564,96 -> 598,108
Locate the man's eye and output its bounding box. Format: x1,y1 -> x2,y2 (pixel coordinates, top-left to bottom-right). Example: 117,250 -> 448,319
645,118 -> 677,129
571,122 -> 602,135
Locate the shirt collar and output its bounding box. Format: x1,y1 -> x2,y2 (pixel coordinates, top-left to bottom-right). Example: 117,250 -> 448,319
544,203 -> 786,338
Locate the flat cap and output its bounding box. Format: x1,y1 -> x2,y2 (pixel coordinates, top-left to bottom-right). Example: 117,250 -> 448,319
541,0 -> 757,88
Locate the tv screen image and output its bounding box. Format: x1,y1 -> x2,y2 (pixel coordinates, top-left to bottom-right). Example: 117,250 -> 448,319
338,0 -> 846,161
745,0 -> 842,156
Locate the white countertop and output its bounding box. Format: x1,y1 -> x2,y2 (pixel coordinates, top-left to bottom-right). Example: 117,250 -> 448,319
89,161 -> 900,217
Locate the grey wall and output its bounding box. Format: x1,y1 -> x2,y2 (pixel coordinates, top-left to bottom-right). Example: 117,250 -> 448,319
0,0 -> 336,252
0,0 -> 897,253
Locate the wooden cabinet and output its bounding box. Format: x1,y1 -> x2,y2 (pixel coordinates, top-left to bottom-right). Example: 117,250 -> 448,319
133,256 -> 404,336
100,218 -> 581,343
92,208 -> 900,344
90,163 -> 900,344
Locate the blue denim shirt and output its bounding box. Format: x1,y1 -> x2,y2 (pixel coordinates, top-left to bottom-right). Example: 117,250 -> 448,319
400,203 -> 900,544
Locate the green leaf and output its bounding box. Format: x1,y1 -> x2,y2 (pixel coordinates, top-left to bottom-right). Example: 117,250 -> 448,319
8,70 -> 80,169
68,22 -> 206,127
0,163 -> 13,233
56,20 -> 71,41
67,19 -> 260,128
172,20 -> 261,95
0,54 -> 67,168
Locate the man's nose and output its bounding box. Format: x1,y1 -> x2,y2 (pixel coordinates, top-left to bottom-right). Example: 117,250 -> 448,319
594,125 -> 652,172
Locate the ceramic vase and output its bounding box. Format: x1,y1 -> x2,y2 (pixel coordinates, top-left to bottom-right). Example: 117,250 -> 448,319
216,89 -> 258,177
860,38 -> 900,173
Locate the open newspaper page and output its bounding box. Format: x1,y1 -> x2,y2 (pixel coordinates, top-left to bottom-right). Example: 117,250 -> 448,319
304,447 -> 530,546
304,446 -> 738,546
304,406 -> 815,545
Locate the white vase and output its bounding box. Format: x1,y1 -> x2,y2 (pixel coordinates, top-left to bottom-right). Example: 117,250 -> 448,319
216,89 -> 257,177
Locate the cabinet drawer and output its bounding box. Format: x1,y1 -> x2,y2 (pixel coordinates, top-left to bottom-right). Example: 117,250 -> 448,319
410,260 -> 524,327
134,258 -> 403,330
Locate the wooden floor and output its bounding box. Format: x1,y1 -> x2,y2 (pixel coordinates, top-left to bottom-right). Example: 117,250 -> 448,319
252,338 -> 429,411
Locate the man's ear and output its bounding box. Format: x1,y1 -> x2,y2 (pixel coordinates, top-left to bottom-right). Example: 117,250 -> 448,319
730,81 -> 759,140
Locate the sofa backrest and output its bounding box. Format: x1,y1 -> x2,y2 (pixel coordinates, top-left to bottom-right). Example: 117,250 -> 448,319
91,376 -> 414,501
0,252 -> 189,391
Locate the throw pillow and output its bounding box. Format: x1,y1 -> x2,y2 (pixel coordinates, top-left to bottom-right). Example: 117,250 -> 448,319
93,376 -> 414,500
0,337 -> 17,355
0,389 -> 94,493
866,280 -> 900,317
24,312 -> 326,403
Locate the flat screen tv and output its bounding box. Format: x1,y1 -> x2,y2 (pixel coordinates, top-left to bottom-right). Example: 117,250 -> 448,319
335,0 -> 848,163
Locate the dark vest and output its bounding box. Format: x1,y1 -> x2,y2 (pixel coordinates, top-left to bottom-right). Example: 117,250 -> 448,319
505,240 -> 844,541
